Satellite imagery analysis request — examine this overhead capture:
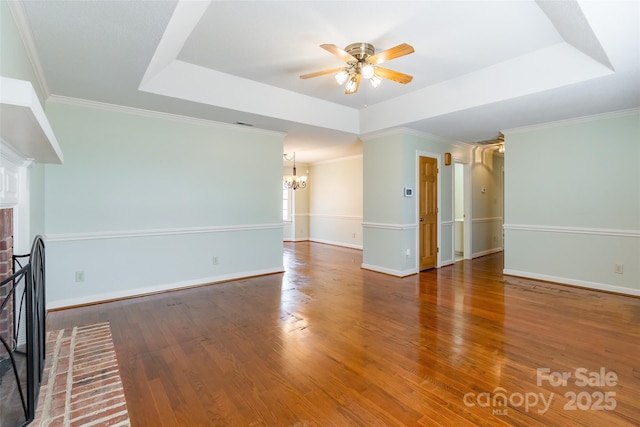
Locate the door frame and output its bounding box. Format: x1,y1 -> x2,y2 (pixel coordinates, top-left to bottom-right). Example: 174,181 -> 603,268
415,151 -> 442,272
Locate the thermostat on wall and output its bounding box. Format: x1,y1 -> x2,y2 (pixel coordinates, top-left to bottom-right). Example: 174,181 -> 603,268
404,187 -> 413,197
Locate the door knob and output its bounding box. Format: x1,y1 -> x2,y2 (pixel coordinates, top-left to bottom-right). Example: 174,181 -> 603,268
420,217 -> 424,222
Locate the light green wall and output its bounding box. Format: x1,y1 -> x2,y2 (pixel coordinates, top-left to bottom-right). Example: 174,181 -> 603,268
363,134 -> 405,224
362,130 -> 473,275
29,163 -> 45,239
44,101 -> 284,307
506,114 -> 639,229
504,111 -> 640,293
45,103 -> 281,231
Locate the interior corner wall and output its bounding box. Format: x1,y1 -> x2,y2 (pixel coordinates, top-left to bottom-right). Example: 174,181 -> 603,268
470,147 -> 504,257
308,156 -> 362,249
362,130 -> 472,276
504,111 -> 640,295
0,2 -> 45,104
1,2 -> 46,249
43,101 -> 285,308
29,163 -> 45,240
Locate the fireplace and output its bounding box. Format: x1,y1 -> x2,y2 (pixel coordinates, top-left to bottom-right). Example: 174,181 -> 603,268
0,208 -> 14,355
0,209 -> 46,427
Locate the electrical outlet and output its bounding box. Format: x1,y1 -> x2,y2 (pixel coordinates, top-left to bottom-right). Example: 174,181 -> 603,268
212,256 -> 219,265
75,271 -> 85,282
352,233 -> 356,238
405,248 -> 411,258
614,264 -> 624,274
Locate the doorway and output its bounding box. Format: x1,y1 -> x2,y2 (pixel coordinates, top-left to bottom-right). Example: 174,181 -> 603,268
454,162 -> 465,261
453,161 -> 472,262
419,156 -> 438,270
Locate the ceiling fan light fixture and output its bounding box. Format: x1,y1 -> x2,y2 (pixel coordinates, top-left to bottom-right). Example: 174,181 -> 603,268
361,64 -> 375,79
335,70 -> 349,85
301,42 -> 414,94
345,76 -> 358,94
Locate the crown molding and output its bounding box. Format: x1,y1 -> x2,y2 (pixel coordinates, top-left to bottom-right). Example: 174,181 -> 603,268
361,126 -> 472,150
502,107 -> 640,135
311,154 -> 363,166
0,138 -> 34,167
46,95 -> 287,138
7,1 -> 51,100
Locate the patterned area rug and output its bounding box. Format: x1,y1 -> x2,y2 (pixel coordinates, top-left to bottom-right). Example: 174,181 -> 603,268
32,322 -> 130,426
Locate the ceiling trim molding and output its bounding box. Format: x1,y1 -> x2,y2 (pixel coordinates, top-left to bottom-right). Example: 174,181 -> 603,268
503,107 -> 640,135
311,154 -> 363,166
361,126 -> 471,149
0,137 -> 34,167
46,95 -> 287,138
138,0 -> 211,88
7,1 -> 50,100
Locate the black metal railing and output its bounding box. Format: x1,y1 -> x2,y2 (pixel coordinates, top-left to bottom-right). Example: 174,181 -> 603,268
0,236 -> 46,427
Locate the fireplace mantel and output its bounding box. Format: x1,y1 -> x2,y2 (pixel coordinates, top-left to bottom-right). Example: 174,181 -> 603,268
0,76 -> 63,164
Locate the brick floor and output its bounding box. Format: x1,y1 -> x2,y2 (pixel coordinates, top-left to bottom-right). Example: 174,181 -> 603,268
32,323 -> 130,427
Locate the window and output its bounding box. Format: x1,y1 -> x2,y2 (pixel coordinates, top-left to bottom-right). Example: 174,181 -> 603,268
283,188 -> 292,221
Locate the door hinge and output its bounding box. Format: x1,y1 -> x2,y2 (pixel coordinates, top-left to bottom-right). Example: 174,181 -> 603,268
437,247 -> 440,253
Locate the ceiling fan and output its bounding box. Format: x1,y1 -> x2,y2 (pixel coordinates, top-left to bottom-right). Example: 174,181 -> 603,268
300,42 -> 415,94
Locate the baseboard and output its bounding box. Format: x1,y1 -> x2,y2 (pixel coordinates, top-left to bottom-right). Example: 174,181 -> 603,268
503,269 -> 640,297
472,247 -> 503,258
361,263 -> 416,277
309,238 -> 363,250
47,266 -> 285,310
283,237 -> 309,242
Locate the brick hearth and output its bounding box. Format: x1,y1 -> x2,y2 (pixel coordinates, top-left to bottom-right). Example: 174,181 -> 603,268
0,208 -> 14,352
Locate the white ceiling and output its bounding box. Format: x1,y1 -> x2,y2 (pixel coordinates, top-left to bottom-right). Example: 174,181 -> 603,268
18,0 -> 640,163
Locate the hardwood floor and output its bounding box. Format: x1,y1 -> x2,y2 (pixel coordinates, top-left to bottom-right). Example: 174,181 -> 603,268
46,242 -> 640,426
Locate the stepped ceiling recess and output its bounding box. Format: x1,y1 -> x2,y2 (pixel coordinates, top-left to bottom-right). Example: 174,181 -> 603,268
16,0 -> 640,163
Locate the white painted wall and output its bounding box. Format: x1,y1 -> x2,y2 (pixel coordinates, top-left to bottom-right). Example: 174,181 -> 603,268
293,168 -> 310,241
308,156 -> 362,249
43,101 -> 285,308
282,164 -> 310,242
504,110 -> 640,295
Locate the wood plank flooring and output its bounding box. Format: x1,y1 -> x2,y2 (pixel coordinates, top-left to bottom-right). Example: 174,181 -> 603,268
46,242 -> 640,426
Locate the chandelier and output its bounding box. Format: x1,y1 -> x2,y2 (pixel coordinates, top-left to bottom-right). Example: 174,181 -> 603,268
283,153 -> 307,190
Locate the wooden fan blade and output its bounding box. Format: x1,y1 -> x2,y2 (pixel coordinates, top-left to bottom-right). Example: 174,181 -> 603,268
300,67 -> 344,79
374,67 -> 413,84
345,74 -> 361,95
321,44 -> 357,63
368,43 -> 415,65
